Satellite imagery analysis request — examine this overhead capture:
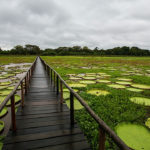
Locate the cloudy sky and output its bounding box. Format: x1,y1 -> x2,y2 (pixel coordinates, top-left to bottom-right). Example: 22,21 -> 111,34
0,0 -> 150,50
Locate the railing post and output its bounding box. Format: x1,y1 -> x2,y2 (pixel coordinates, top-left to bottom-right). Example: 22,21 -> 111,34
99,127 -> 106,150
25,76 -> 27,94
11,95 -> 16,131
56,75 -> 59,95
54,72 -> 56,87
21,81 -> 24,107
51,69 -> 52,83
70,92 -> 74,126
60,81 -> 63,104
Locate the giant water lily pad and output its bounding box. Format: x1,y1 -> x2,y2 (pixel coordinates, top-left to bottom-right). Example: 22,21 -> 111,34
0,81 -> 11,86
0,107 -> 8,118
87,89 -> 110,96
63,92 -> 70,100
117,78 -> 132,81
131,84 -> 150,90
83,77 -> 96,80
0,96 -> 5,104
79,80 -> 96,84
108,84 -> 126,89
116,81 -> 132,85
66,98 -> 83,110
116,123 -> 150,150
0,86 -> 8,90
7,86 -> 15,90
0,121 -> 4,133
6,95 -> 21,106
129,97 -> 150,106
63,88 -> 78,93
145,118 -> 150,128
0,89 -> 12,96
126,88 -> 143,92
69,77 -> 81,80
68,83 -> 87,88
97,80 -> 111,83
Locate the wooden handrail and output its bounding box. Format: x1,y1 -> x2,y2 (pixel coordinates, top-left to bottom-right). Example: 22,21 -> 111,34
39,57 -> 130,150
0,56 -> 38,131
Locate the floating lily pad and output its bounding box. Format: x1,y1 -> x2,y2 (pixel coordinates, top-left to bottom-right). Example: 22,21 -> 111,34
129,97 -> 150,106
66,98 -> 83,110
117,78 -> 132,81
83,77 -> 96,80
7,86 -> 15,90
131,84 -> 150,89
79,80 -> 96,84
0,86 -> 8,90
0,89 -> 12,96
126,88 -> 143,92
0,96 -> 5,104
63,92 -> 70,100
116,81 -> 132,85
69,77 -> 81,80
87,89 -> 110,96
97,80 -> 111,83
145,118 -> 150,128
68,83 -> 87,88
97,72 -> 106,75
0,121 -> 4,133
0,81 -> 12,86
6,95 -> 21,106
116,123 -> 150,150
63,88 -> 78,92
0,76 -> 7,79
0,107 -> 8,118
108,84 -> 126,89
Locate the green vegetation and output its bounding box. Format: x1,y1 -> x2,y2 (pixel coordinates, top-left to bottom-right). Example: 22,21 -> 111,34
42,56 -> 150,150
1,45 -> 150,56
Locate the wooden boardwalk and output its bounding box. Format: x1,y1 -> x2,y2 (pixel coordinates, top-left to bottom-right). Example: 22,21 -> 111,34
4,58 -> 91,150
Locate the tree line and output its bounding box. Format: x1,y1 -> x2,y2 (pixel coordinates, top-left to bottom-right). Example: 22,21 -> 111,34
0,44 -> 150,56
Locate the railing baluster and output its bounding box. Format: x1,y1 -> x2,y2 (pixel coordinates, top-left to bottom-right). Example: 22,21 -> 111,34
25,76 -> 27,94
51,69 -> 52,83
54,72 -> 56,87
11,95 -> 16,131
70,92 -> 74,126
21,81 -> 24,107
99,127 -> 106,150
60,81 -> 63,104
56,75 -> 59,95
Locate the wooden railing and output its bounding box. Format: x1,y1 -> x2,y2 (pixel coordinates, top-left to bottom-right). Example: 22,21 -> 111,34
40,57 -> 130,150
0,57 -> 37,131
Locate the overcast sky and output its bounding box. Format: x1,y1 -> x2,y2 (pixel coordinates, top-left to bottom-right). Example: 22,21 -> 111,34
0,0 -> 150,50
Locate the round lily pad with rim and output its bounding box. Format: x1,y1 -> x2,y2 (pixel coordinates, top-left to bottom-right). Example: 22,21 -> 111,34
66,98 -> 83,110
131,84 -> 150,90
145,118 -> 150,128
129,97 -> 150,106
107,84 -> 126,89
0,107 -> 8,118
79,80 -> 96,84
69,77 -> 81,80
126,88 -> 143,92
7,86 -> 15,90
0,86 -> 8,90
116,81 -> 132,85
63,92 -> 70,100
87,89 -> 110,96
0,89 -> 12,96
115,123 -> 150,150
63,88 -> 78,93
97,80 -> 111,83
0,81 -> 12,86
0,121 -> 4,133
117,78 -> 132,81
0,96 -> 5,104
68,83 -> 87,88
83,77 -> 96,80
6,95 -> 21,106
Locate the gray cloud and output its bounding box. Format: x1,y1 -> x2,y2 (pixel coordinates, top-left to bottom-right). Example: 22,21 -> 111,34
0,0 -> 150,50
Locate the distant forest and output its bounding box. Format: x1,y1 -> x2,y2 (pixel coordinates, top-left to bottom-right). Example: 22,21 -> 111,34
0,45 -> 150,56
